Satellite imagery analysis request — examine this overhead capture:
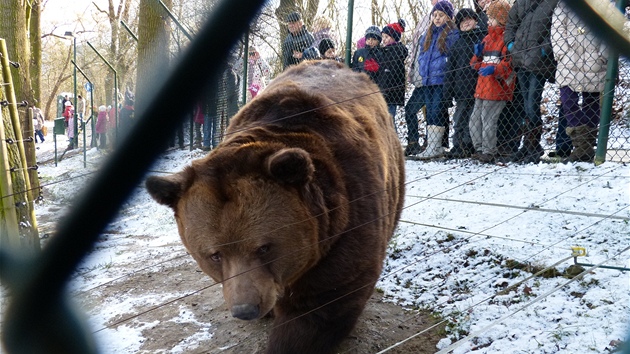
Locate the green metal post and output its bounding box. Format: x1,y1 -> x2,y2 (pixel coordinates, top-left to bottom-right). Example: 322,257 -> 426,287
157,0 -> 194,41
344,0 -> 355,66
242,33 -> 249,104
87,42 -> 118,146
120,21 -> 139,42
73,37 -> 78,149
594,0 -> 627,165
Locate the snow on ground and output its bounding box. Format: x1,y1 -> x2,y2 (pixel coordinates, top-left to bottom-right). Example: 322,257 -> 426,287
3,122 -> 630,353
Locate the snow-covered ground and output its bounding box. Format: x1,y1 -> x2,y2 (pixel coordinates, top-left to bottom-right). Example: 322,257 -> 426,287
2,121 -> 629,353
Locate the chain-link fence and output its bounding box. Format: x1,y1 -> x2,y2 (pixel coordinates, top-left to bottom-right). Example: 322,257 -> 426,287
220,0 -> 629,164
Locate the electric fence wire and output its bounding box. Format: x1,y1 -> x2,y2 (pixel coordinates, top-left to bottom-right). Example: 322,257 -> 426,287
370,203 -> 629,353
433,245 -> 630,354
81,148 -> 626,344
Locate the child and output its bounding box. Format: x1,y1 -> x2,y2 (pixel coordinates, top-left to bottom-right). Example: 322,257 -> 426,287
351,25 -> 382,84
380,20 -> 409,123
415,1 -> 459,159
63,100 -> 75,150
444,8 -> 486,159
95,105 -> 109,149
469,0 -> 513,163
318,38 -> 342,62
33,106 -> 45,143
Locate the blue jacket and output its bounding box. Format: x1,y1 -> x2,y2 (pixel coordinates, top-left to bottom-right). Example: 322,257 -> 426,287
417,25 -> 459,86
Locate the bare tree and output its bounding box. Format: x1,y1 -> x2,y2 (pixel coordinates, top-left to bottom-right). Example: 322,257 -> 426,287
92,0 -> 138,105
30,0 -> 43,106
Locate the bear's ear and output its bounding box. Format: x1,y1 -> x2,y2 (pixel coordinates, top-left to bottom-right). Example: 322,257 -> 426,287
145,168 -> 194,208
265,148 -> 314,187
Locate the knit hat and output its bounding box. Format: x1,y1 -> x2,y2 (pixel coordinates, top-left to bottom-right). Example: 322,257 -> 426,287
487,0 -> 511,26
432,1 -> 455,19
99,105 -> 106,112
285,11 -> 301,23
364,25 -> 382,42
455,8 -> 479,28
318,38 -> 335,56
381,19 -> 406,42
64,101 -> 72,107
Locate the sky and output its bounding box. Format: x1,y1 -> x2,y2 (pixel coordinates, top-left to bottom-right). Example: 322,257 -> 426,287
4,121 -> 627,353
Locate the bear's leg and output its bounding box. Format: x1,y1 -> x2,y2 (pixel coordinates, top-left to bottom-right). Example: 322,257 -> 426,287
265,290 -> 371,354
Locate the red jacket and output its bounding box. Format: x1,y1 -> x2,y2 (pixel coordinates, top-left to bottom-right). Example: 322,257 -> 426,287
470,26 -> 514,101
63,105 -> 74,123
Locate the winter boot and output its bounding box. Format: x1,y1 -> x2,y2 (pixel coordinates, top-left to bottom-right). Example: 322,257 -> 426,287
512,124 -> 543,164
566,125 -> 595,162
445,143 -> 474,159
416,125 -> 445,160
404,141 -> 421,156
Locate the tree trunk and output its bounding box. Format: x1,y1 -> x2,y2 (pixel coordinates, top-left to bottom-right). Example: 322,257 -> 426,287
0,0 -> 34,106
30,0 -> 42,106
0,39 -> 40,254
136,0 -> 172,113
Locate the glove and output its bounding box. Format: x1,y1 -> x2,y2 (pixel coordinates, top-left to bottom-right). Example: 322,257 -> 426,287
541,48 -> 547,57
479,66 -> 495,76
364,58 -> 380,73
474,42 -> 484,57
507,42 -> 514,52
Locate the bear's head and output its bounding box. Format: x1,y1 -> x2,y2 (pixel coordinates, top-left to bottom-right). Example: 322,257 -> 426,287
146,145 -> 324,320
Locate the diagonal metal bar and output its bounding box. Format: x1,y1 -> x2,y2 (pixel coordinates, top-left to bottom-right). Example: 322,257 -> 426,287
1,0 -> 266,352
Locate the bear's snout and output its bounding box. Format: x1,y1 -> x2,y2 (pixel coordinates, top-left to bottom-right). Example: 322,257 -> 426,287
231,303 -> 260,320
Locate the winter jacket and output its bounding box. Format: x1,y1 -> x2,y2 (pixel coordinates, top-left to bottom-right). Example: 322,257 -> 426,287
63,105 -> 74,123
108,106 -> 117,129
444,26 -> 486,101
194,102 -> 205,124
504,0 -> 559,77
234,56 -> 272,94
417,25 -> 460,86
471,26 -> 515,101
33,108 -> 45,130
351,46 -> 381,84
378,42 -> 408,106
282,26 -> 315,69
551,0 -> 611,93
95,111 -> 108,134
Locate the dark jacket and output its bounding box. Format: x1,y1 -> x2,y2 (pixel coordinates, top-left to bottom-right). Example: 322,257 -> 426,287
504,0 -> 559,78
351,46 -> 381,85
445,26 -> 486,101
378,42 -> 408,106
282,27 -> 315,69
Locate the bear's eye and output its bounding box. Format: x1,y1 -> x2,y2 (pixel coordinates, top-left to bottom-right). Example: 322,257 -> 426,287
209,252 -> 222,263
256,245 -> 270,256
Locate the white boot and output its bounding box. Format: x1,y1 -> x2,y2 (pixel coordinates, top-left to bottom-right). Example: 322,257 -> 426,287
416,125 -> 445,159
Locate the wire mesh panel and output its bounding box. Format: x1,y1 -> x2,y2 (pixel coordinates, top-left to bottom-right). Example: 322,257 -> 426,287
221,0 -> 629,164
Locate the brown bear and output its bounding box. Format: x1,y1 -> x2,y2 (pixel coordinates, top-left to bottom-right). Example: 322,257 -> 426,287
145,60 -> 405,354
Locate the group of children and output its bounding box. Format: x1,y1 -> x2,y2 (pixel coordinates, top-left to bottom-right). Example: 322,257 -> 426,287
351,0 -> 515,162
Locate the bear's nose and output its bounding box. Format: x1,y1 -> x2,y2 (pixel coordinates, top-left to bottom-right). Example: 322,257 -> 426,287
231,304 -> 260,320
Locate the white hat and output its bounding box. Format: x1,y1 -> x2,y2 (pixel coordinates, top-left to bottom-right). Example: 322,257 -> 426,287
99,105 -> 107,112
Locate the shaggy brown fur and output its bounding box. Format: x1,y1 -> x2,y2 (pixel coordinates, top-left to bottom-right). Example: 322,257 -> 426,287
145,60 -> 405,354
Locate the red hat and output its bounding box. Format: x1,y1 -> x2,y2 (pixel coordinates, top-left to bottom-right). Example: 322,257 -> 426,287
381,19 -> 406,42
